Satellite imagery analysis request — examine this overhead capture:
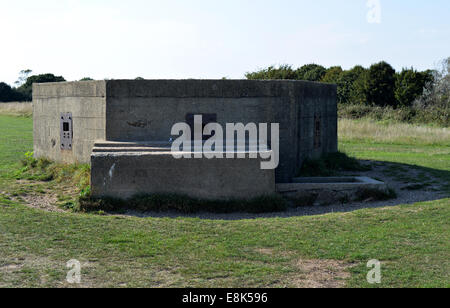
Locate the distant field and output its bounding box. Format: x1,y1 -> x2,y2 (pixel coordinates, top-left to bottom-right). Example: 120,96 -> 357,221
0,115 -> 449,288
0,102 -> 32,117
339,118 -> 450,146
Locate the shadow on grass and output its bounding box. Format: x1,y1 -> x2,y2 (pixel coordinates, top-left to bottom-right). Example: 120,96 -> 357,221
369,160 -> 450,193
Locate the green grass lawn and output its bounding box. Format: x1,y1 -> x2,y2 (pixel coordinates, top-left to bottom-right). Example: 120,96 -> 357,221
0,115 -> 449,288
0,115 -> 32,176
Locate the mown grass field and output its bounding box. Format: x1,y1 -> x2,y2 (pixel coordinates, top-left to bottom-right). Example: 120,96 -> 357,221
0,115 -> 449,288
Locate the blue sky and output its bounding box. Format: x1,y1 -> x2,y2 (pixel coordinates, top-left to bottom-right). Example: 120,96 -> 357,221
1,0 -> 449,85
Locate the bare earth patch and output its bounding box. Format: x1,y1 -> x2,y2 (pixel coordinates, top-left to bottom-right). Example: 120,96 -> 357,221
256,248 -> 276,255
8,179 -> 79,213
291,259 -> 352,288
151,269 -> 186,288
254,248 -> 352,288
0,255 -> 97,288
255,248 -> 293,258
0,264 -> 22,272
17,194 -> 64,213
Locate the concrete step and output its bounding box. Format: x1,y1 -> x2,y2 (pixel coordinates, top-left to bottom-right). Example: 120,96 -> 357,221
95,140 -> 264,147
93,141 -> 172,153
93,140 -> 270,153
93,141 -> 172,148
92,147 -> 170,153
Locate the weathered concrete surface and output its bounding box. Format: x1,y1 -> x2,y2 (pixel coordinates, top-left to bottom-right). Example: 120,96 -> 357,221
105,80 -> 337,183
91,143 -> 276,200
33,81 -> 106,164
33,80 -> 337,183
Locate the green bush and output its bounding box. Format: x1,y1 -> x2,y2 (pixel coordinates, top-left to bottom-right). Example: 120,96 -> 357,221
245,63 -> 327,82
333,66 -> 367,105
321,66 -> 343,83
0,82 -> 25,102
245,64 -> 297,80
296,64 -> 327,81
395,69 -> 433,107
244,61 -> 444,113
362,61 -> 396,107
339,103 -> 450,127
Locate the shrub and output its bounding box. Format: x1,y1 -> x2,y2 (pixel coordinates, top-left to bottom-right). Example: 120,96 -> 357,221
339,103 -> 450,127
0,82 -> 25,102
245,63 -> 327,82
245,60 -> 444,114
395,68 -> 433,107
21,151 -> 37,168
415,57 -> 450,112
333,65 -> 367,105
296,64 -> 327,81
245,64 -> 297,80
362,61 -> 396,107
321,66 -> 343,84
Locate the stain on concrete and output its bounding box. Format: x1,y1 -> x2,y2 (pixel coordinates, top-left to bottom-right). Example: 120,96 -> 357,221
127,120 -> 148,128
109,163 -> 116,179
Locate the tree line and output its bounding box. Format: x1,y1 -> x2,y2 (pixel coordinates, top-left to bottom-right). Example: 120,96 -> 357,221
246,59 -> 449,110
0,73 -> 149,102
0,71 -> 66,102
2,60 -> 448,113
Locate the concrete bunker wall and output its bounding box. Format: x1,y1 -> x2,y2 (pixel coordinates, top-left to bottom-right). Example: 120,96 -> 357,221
297,83 -> 338,168
33,80 -> 337,183
105,80 -> 337,183
33,81 -> 107,164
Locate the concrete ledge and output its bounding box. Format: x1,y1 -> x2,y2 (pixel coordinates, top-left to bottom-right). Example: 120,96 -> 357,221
106,79 -> 337,99
91,149 -> 276,200
33,81 -> 106,98
277,177 -> 387,206
277,177 -> 386,192
92,140 -> 269,153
